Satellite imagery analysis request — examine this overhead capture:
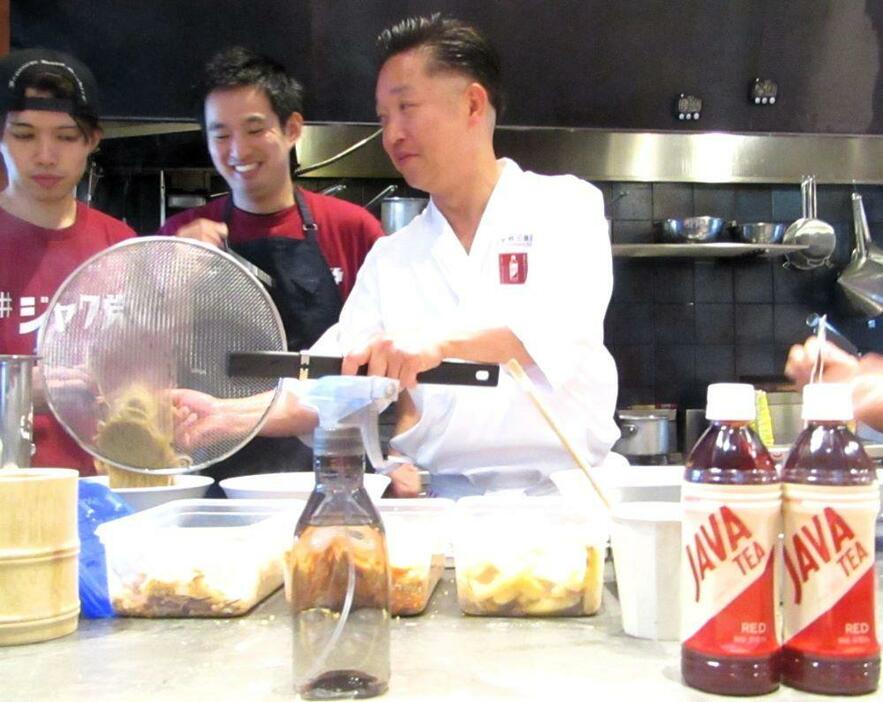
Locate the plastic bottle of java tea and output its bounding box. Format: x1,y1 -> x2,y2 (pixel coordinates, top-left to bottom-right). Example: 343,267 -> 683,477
681,383 -> 782,696
781,382 -> 880,695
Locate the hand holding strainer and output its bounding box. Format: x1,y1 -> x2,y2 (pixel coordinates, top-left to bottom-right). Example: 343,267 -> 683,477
38,237 -> 500,481
38,237 -> 286,478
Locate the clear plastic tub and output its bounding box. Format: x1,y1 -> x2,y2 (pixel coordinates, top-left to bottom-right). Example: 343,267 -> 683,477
453,496 -> 607,617
281,498 -> 453,617
379,498 -> 453,616
96,499 -> 304,617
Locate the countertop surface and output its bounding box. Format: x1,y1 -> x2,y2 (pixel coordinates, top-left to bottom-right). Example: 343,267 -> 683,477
4,562 -> 882,701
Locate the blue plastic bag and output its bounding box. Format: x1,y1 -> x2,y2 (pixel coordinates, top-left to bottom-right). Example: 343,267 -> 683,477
77,481 -> 133,618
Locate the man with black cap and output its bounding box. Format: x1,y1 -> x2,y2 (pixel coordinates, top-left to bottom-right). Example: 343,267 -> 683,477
0,48 -> 134,473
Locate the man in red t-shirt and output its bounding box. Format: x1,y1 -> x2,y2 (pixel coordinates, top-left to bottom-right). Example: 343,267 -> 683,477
158,47 -> 383,352
0,49 -> 133,473
160,47 -> 383,480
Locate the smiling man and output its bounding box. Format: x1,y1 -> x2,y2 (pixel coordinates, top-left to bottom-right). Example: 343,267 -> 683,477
160,47 -> 383,353
313,16 -> 620,498
160,47 -> 383,480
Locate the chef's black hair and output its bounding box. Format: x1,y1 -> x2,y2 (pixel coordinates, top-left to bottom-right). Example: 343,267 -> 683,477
376,14 -> 505,118
2,71 -> 99,139
199,47 -> 304,128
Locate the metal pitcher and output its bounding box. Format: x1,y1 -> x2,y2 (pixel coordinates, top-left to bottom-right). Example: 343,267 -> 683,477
381,197 -> 428,234
782,175 -> 836,270
0,355 -> 36,468
837,193 -> 883,317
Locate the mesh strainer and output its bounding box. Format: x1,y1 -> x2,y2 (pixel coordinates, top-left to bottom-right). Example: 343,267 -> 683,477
37,237 -> 286,475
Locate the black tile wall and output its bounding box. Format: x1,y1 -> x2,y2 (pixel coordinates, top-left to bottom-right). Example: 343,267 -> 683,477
612,219 -> 654,244
735,304 -> 774,342
695,344 -> 736,383
694,261 -> 733,302
772,187 -> 802,222
694,186 -> 737,220
655,304 -> 695,344
736,345 -> 776,377
605,303 -> 654,345
774,304 -> 816,346
605,181 -> 883,414
611,260 -> 656,303
695,304 -> 734,343
609,183 -> 652,220
734,260 -> 773,303
613,344 -> 655,387
652,183 -> 693,219
735,187 -> 773,221
654,262 -> 694,302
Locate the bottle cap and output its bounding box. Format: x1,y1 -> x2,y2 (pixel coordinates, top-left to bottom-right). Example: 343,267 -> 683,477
313,425 -> 364,457
705,383 -> 756,421
801,382 -> 854,422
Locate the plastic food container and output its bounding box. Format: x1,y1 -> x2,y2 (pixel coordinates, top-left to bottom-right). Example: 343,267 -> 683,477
281,498 -> 453,617
379,498 -> 453,616
96,499 -> 304,617
453,496 -> 607,617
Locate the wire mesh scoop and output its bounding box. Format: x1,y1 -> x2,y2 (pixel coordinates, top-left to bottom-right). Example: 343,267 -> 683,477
37,237 -> 286,476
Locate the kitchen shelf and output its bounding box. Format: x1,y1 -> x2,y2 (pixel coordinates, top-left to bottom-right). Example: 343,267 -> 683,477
612,243 -> 809,259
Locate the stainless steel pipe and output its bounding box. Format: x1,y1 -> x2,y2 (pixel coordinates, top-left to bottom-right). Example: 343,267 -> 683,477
0,355 -> 36,468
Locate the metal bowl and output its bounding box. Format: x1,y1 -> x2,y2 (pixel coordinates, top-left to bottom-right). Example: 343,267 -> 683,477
657,216 -> 726,243
730,222 -> 785,245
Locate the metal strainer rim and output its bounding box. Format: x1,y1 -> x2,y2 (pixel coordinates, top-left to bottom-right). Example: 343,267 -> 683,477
37,235 -> 287,475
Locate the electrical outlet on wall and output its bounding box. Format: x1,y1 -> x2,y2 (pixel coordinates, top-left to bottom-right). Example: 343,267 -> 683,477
675,93 -> 702,121
750,78 -> 778,105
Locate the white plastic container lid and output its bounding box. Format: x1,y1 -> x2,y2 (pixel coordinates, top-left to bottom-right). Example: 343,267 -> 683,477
705,382 -> 756,421
802,382 -> 854,422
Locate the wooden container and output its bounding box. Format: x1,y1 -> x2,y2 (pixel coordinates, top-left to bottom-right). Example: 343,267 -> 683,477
0,468 -> 80,645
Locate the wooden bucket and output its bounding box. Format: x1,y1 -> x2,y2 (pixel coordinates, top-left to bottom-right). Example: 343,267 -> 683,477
0,468 -> 80,645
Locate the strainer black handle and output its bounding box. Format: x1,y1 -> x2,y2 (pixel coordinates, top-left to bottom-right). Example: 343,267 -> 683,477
227,351 -> 499,387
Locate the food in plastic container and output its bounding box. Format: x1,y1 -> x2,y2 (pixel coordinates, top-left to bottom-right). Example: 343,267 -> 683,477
96,499 -> 303,617
453,496 -> 607,617
282,498 -> 452,616
382,499 -> 452,615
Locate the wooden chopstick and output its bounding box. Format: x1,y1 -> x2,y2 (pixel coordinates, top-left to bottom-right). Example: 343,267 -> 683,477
503,359 -> 611,510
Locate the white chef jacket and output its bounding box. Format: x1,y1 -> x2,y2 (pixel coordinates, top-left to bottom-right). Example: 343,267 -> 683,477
312,158 -> 619,493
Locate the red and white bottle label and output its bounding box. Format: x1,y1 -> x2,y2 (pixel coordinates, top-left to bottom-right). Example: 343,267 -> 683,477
783,483 -> 880,658
681,483 -> 782,656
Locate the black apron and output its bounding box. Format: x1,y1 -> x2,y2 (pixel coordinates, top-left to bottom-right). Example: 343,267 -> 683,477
206,190 -> 343,493
223,189 -> 343,351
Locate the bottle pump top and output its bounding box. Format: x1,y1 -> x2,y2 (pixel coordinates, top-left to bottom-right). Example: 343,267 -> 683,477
299,375 -> 399,469
801,382 -> 854,422
705,382 -> 756,422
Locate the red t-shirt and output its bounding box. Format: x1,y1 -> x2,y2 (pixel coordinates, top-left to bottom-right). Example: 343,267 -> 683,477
158,189 -> 383,302
0,202 -> 134,473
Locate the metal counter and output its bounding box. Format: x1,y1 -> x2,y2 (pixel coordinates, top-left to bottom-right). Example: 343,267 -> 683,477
3,565 -> 881,701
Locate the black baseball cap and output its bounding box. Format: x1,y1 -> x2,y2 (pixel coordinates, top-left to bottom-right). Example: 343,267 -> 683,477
0,48 -> 100,120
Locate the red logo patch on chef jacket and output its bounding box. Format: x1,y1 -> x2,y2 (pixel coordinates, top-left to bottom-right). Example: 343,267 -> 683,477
499,252 -> 528,285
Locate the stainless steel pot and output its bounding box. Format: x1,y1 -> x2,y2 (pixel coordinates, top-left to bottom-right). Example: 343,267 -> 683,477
613,412 -> 671,458
0,355 -> 36,468
381,197 -> 428,234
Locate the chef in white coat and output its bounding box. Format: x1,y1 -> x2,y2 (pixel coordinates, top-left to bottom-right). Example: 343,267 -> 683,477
310,16 -> 620,498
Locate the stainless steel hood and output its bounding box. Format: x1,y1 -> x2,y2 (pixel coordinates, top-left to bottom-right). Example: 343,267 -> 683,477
102,120 -> 883,185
